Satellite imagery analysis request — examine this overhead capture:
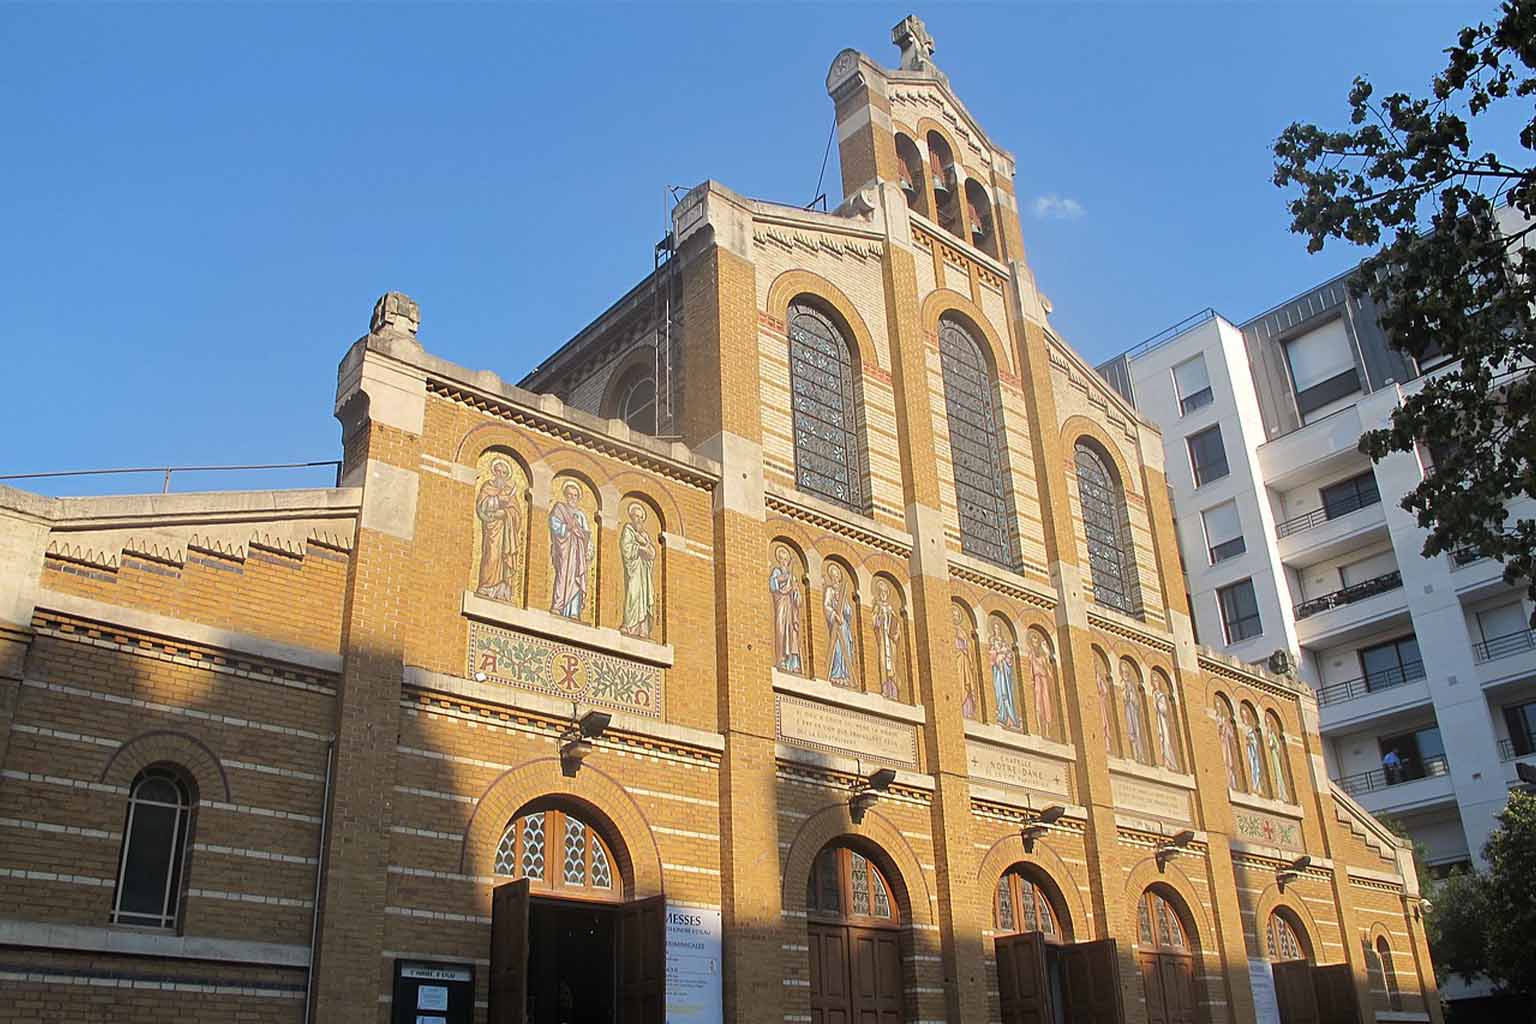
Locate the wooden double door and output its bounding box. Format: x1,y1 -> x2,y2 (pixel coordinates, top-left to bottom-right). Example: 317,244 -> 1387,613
996,932 -> 1126,1024
1139,952 -> 1197,1024
1272,961 -> 1364,1024
808,922 -> 905,1024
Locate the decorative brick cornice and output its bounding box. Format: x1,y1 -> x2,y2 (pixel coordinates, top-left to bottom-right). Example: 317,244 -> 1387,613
947,562 -> 1055,611
764,492 -> 912,558
1087,611 -> 1175,655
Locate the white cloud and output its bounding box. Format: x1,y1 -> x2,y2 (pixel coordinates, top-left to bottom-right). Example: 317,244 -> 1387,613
1031,194 -> 1086,221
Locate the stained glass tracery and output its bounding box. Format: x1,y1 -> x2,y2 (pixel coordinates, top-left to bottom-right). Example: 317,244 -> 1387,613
995,868 -> 1062,940
805,846 -> 897,923
938,318 -> 1013,568
788,301 -> 863,512
1074,442 -> 1137,614
495,808 -> 614,895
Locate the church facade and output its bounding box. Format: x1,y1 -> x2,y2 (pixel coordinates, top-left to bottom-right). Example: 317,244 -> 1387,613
0,19 -> 1440,1024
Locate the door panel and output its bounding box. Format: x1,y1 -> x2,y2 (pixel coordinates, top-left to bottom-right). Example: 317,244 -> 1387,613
1139,955 -> 1168,1024
489,879 -> 530,1024
849,927 -> 904,1024
809,923 -> 852,1024
1272,960 -> 1320,1024
996,932 -> 1054,1024
1060,939 -> 1125,1024
1158,955 -> 1196,1024
1312,963 -> 1363,1024
621,894 -> 666,1024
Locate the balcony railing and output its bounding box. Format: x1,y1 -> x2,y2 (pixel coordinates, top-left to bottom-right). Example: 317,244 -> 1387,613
1293,570 -> 1403,621
1316,660 -> 1426,707
1336,753 -> 1450,798
1499,735 -> 1536,762
1473,628 -> 1536,663
1274,490 -> 1383,540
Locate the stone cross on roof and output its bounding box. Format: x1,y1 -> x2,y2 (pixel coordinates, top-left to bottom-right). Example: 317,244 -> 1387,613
892,15 -> 936,72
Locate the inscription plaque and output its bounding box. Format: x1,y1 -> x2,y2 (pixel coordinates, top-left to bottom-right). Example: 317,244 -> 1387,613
1111,774 -> 1192,824
967,743 -> 1071,801
775,694 -> 919,768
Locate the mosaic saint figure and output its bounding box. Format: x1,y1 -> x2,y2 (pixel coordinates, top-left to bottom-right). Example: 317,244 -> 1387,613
1265,722 -> 1289,802
954,606 -> 978,721
619,502 -> 656,638
769,545 -> 803,674
1217,704 -> 1243,790
1095,656 -> 1116,753
823,563 -> 857,687
989,619 -> 1023,730
475,457 -> 522,602
1122,663 -> 1147,763
548,481 -> 594,620
1154,683 -> 1179,771
871,580 -> 900,700
1026,630 -> 1058,741
1243,711 -> 1267,797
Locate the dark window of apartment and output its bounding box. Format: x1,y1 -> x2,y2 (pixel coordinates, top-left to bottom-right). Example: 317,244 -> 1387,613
1504,701 -> 1536,757
1378,727 -> 1446,783
1217,579 -> 1262,644
1202,501 -> 1245,564
1319,471 -> 1381,520
1358,636 -> 1424,692
1284,318 -> 1361,419
1173,355 -> 1213,416
1187,425 -> 1229,487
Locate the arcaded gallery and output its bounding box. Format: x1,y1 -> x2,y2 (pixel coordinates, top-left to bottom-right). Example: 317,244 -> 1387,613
0,17 -> 1439,1024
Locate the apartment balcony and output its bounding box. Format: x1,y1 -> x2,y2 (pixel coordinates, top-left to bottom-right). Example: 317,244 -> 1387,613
1256,403 -> 1365,490
1273,494 -> 1388,567
1336,754 -> 1455,815
1497,732 -> 1536,762
1315,661 -> 1433,735
1474,628 -> 1536,689
1293,570 -> 1408,647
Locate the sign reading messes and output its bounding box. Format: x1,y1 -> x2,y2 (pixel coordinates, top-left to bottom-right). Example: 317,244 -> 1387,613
467,620 -> 662,717
775,694 -> 919,768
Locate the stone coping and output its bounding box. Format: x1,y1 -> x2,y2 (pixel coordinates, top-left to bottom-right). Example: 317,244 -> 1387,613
1228,788 -> 1305,820
968,782 -> 1086,820
1,483 -> 361,529
771,670 -> 926,725
1346,864 -> 1411,887
0,918 -> 309,967
461,591 -> 674,668
773,742 -> 934,792
1105,755 -> 1197,791
1113,816 -> 1210,845
962,720 -> 1076,762
36,589 -> 344,675
402,664 -> 724,754
1229,841 -> 1333,872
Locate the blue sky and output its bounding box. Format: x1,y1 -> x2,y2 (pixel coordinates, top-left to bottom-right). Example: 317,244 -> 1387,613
1,2 -> 1512,495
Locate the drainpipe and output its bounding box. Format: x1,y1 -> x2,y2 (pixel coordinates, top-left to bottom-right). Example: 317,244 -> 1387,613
303,739 -> 336,1024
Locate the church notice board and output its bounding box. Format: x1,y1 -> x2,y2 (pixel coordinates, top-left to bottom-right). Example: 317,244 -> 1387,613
666,904 -> 723,1024
391,960 -> 474,1024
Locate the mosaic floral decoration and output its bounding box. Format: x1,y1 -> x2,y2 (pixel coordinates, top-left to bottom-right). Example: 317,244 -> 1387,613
468,620 -> 662,717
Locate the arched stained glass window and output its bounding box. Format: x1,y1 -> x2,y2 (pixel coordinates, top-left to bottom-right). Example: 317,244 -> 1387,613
1137,890 -> 1188,952
112,765 -> 193,929
1074,441 -> 1138,615
995,868 -> 1067,942
788,301 -> 864,512
495,808 -> 617,897
805,846 -> 897,924
1267,910 -> 1308,962
938,318 -> 1014,568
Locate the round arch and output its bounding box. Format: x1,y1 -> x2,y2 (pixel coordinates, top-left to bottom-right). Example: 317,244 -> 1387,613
780,803 -> 934,927
598,347 -> 661,423
609,474 -> 686,538
973,831 -> 1090,938
1060,419 -> 1142,503
1251,879 -> 1324,960
460,757 -> 664,901
101,729 -> 228,802
1120,857 -> 1216,957
920,290 -> 1013,381
764,269 -> 882,375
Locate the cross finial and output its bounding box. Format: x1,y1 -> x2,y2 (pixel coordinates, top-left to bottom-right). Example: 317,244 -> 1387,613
892,15 -> 936,72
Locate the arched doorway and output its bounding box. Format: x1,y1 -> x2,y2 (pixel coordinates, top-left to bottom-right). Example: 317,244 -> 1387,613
805,842 -> 908,1024
992,865 -> 1072,1024
1136,887 -> 1199,1024
488,802 -> 663,1024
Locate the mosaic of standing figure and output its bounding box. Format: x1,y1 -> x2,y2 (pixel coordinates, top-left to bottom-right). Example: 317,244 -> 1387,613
954,604 -> 979,721
1216,695 -> 1244,790
1265,711 -> 1290,801
619,501 -> 658,639
823,562 -> 858,688
1242,703 -> 1268,796
871,578 -> 901,700
549,477 -> 597,623
769,544 -> 805,674
1152,674 -> 1180,772
988,615 -> 1022,730
1094,650 -> 1119,755
1121,660 -> 1148,762
472,452 -> 527,603
1025,628 -> 1061,742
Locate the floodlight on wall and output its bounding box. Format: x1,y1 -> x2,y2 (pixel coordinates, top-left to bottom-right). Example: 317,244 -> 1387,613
1155,830 -> 1197,869
1021,805 -> 1067,851
559,708 -> 612,776
850,767 -> 898,824
1277,854 -> 1312,890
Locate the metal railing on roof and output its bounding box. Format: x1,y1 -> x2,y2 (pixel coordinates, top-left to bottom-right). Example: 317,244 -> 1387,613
1119,307 -> 1218,363
0,461 -> 344,494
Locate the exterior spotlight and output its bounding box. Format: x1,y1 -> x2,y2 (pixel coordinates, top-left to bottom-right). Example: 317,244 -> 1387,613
1021,805 -> 1067,851
579,710 -> 612,739
850,767 -> 897,823
1155,830 -> 1197,868
559,709 -> 611,776
1277,854 -> 1312,890
867,768 -> 896,791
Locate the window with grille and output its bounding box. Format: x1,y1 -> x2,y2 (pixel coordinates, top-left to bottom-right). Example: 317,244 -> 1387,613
1267,910 -> 1307,961
994,868 -> 1065,941
938,318 -> 1015,568
1136,890 -> 1189,952
495,808 -> 616,897
787,301 -> 864,513
1320,471 -> 1380,520
1074,442 -> 1137,614
112,765 -> 193,929
805,846 -> 896,924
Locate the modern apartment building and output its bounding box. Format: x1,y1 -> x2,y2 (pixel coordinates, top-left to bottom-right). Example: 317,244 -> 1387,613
1097,219 -> 1535,887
